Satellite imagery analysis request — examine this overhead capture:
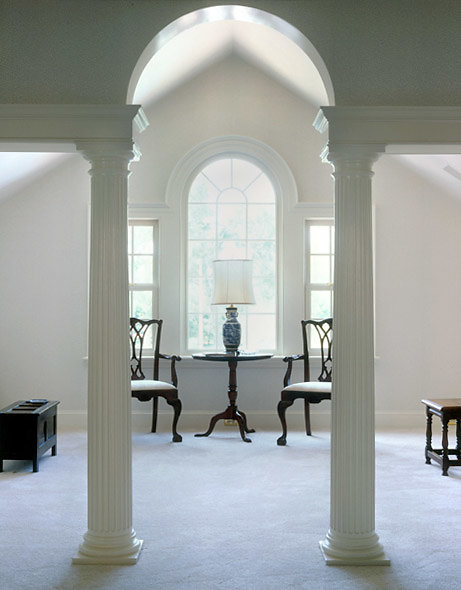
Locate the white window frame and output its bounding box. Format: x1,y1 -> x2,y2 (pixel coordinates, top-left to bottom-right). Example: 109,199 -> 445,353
186,156 -> 278,353
304,218 -> 334,322
128,218 -> 159,321
166,136 -> 298,355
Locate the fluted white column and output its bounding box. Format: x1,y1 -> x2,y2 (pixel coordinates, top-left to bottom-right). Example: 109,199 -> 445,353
320,146 -> 389,565
73,141 -> 142,565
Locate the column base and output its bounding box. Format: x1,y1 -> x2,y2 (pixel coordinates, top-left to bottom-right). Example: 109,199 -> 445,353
319,530 -> 390,566
72,529 -> 143,566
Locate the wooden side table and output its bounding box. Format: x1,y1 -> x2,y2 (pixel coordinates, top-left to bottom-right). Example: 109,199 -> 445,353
0,400 -> 59,473
193,352 -> 272,442
421,398 -> 461,476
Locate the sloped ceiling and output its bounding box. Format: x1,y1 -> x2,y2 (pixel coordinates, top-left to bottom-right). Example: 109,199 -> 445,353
132,20 -> 329,108
0,21 -> 460,200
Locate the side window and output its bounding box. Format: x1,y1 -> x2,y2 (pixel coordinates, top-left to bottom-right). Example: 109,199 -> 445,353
187,157 -> 277,352
128,219 -> 159,321
305,219 -> 334,346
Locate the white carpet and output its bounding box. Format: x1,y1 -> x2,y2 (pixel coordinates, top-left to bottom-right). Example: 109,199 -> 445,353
1,426 -> 461,589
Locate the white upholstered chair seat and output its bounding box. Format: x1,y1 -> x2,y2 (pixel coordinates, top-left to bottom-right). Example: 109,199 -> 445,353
131,379 -> 177,392
283,381 -> 331,393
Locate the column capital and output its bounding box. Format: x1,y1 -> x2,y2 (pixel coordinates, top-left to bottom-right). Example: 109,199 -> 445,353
75,139 -> 137,165
320,143 -> 383,174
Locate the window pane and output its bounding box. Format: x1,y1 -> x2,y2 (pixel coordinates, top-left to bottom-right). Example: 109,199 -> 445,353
202,159 -> 231,190
188,313 -> 217,349
310,255 -> 330,284
253,276 -> 275,313
232,159 -> 261,190
217,241 -> 246,259
248,204 -> 276,239
247,315 -> 276,350
189,204 -> 216,239
219,188 -> 245,203
188,276 -> 214,313
310,226 -> 331,254
189,174 -> 220,203
132,290 -> 153,320
311,290 -> 331,319
245,173 -> 276,203
133,255 -> 153,283
188,241 -> 215,278
133,226 -> 154,254
188,157 -> 277,351
217,203 -> 246,239
247,241 -> 276,277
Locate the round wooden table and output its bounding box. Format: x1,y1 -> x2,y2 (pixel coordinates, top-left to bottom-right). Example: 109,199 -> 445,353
193,352 -> 272,442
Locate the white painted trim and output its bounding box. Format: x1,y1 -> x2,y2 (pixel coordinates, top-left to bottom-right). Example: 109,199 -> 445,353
294,203 -> 333,216
315,106 -> 461,149
0,104 -> 143,144
59,410 -> 427,432
166,135 -> 298,207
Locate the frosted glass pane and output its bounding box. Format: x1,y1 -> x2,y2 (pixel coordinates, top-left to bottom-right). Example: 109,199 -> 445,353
217,241 -> 246,258
132,291 -> 153,322
310,226 -> 330,254
310,255 -> 330,284
232,158 -> 261,190
247,314 -> 276,350
188,241 -> 215,278
188,313 -> 217,349
133,226 -> 153,254
252,277 -> 275,313
245,174 -> 275,203
133,256 -> 153,283
248,204 -> 276,239
189,174 -> 219,202
188,276 -> 214,312
189,204 -> 216,239
201,159 -> 231,190
247,241 -> 276,276
311,291 -> 331,319
219,188 -> 245,203
217,203 -> 246,240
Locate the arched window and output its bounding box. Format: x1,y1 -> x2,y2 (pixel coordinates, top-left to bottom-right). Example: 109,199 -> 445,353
187,157 -> 277,351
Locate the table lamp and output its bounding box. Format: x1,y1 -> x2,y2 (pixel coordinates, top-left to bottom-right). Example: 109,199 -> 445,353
211,259 -> 256,352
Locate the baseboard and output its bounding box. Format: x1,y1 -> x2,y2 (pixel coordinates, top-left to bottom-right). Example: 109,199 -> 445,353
57,410 -> 427,432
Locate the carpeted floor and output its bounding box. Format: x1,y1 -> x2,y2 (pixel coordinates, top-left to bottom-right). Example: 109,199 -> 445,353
1,426 -> 461,590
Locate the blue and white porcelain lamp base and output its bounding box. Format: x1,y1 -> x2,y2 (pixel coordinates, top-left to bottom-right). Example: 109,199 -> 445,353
222,305 -> 241,353
211,259 -> 256,354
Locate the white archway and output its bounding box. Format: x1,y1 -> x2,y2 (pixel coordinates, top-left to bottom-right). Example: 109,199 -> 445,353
126,5 -> 335,108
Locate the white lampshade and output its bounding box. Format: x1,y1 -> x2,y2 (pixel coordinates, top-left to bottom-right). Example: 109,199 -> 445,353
211,259 -> 256,305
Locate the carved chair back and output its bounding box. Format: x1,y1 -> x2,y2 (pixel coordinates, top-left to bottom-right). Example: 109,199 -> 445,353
302,318 -> 333,383
129,318 -> 162,381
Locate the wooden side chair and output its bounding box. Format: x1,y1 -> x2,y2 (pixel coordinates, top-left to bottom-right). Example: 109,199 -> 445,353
277,318 -> 332,446
130,318 -> 182,442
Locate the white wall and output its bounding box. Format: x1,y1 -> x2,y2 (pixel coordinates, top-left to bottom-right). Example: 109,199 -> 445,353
1,58 -> 461,432
374,155 -> 461,427
0,155 -> 90,421
130,54 -> 332,205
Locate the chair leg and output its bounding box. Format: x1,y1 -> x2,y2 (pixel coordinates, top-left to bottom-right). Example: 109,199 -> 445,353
277,399 -> 294,446
166,398 -> 182,443
151,396 -> 159,433
304,399 -> 312,436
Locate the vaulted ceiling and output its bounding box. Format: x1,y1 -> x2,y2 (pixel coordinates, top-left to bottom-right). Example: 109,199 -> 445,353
0,20 -> 460,201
